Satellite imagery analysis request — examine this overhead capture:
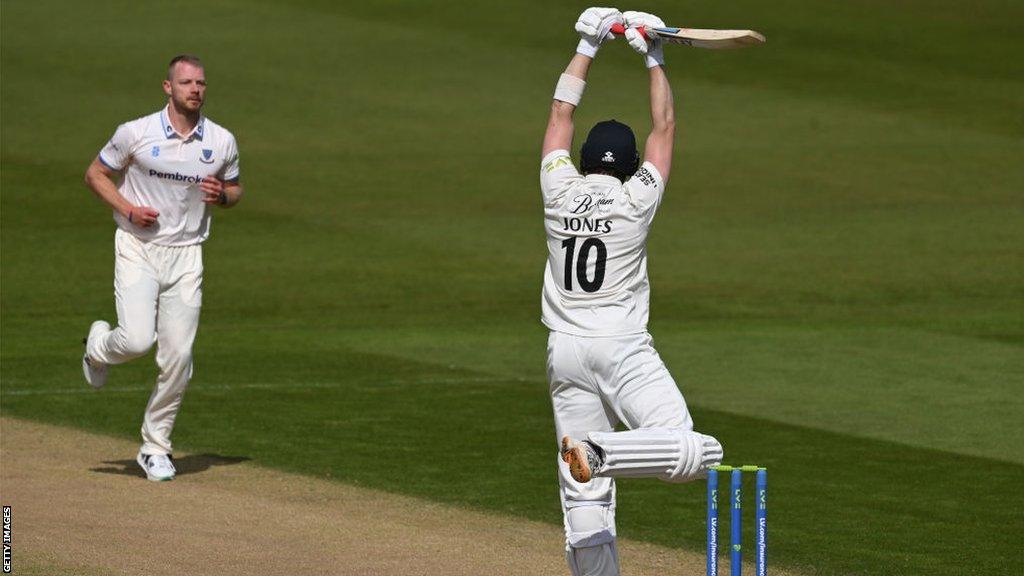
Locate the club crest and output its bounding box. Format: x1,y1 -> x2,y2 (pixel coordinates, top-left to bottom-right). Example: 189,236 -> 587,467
200,149 -> 214,164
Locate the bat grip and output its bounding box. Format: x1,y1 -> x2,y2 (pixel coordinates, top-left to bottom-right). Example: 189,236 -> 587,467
609,23 -> 648,39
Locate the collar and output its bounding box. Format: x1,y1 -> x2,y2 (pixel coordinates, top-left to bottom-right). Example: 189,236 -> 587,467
160,105 -> 205,141
585,173 -> 623,186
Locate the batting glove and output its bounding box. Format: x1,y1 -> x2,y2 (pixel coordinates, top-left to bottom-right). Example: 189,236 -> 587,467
575,7 -> 623,57
622,10 -> 666,67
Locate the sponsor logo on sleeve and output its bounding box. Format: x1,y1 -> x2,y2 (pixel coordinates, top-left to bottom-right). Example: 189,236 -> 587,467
543,155 -> 573,173
635,166 -> 655,186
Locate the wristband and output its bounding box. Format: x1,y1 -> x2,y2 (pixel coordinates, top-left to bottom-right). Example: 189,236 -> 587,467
576,37 -> 600,58
554,73 -> 587,106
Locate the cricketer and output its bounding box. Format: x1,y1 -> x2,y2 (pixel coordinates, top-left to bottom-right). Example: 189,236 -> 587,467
540,8 -> 725,575
81,55 -> 243,482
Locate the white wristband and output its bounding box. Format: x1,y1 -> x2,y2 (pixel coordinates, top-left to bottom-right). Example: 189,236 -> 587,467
554,73 -> 587,106
576,37 -> 599,58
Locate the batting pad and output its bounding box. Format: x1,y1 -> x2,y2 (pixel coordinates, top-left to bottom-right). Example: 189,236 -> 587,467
564,503 -> 616,548
566,540 -> 620,576
588,428 -> 721,483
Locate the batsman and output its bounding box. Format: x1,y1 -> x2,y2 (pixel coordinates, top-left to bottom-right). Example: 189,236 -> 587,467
540,8 -> 724,575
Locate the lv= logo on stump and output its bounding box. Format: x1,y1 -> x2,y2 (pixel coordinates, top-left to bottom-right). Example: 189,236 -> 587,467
707,465 -> 768,576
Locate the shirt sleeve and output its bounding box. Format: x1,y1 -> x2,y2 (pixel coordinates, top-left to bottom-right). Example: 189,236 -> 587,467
540,149 -> 582,205
219,134 -> 240,182
97,123 -> 136,171
624,162 -> 665,217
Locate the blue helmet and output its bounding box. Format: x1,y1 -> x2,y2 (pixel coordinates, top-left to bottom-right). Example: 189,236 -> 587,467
580,120 -> 640,182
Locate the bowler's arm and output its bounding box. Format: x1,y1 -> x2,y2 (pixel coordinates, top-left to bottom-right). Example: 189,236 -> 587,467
85,158 -> 161,227
84,158 -> 134,219
542,54 -> 594,158
201,177 -> 243,208
643,64 -> 675,181
222,181 -> 243,208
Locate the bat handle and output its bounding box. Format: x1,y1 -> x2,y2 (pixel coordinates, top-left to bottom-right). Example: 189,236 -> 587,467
609,23 -> 648,39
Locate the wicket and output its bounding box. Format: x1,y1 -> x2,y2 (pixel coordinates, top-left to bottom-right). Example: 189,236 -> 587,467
706,465 -> 767,576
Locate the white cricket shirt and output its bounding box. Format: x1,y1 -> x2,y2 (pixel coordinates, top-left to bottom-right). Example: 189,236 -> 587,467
540,149 -> 666,336
98,106 -> 240,246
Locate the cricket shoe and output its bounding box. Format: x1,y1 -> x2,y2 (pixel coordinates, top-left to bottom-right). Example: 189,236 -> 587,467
561,436 -> 604,483
81,320 -> 111,389
137,451 -> 176,482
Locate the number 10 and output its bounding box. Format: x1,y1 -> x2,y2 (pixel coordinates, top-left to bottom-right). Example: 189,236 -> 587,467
561,237 -> 607,292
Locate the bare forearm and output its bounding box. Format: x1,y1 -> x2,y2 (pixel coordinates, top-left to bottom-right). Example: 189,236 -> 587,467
544,99 -> 576,155
222,183 -> 243,208
84,162 -> 131,217
564,53 -> 593,82
649,65 -> 675,132
552,53 -> 596,124
643,65 -> 676,179
544,54 -> 595,155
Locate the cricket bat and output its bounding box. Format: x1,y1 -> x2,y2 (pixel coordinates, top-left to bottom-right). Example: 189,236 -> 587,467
609,23 -> 765,49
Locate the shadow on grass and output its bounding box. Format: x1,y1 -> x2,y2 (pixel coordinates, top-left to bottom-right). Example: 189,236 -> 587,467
90,453 -> 251,478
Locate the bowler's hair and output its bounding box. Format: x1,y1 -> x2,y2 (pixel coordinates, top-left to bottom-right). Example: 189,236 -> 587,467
167,54 -> 203,79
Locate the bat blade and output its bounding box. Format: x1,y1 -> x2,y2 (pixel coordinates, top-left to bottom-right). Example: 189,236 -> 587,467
648,27 -> 765,49
608,23 -> 766,49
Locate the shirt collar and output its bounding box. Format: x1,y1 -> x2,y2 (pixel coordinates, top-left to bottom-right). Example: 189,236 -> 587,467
585,173 -> 623,186
160,106 -> 205,141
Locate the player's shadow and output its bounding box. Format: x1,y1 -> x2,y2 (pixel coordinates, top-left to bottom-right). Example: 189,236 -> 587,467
90,453 -> 251,479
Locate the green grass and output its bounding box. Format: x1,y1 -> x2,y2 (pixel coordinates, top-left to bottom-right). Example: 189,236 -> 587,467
2,1 -> 1022,575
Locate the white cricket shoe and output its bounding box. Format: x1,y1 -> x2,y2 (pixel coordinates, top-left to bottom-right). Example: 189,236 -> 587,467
561,436 -> 604,483
81,321 -> 111,389
137,451 -> 176,482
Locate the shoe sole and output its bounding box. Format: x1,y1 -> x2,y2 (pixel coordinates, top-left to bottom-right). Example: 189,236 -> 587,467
561,436 -> 593,483
136,452 -> 174,482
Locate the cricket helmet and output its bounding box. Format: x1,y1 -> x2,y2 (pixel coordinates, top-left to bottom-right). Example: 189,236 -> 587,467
580,120 -> 640,182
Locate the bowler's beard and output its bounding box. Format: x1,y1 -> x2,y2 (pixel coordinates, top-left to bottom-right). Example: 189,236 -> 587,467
172,94 -> 203,118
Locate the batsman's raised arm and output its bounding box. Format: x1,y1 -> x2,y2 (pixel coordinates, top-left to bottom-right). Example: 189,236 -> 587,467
643,64 -> 675,181
623,11 -> 675,181
542,7 -> 623,157
542,54 -> 590,157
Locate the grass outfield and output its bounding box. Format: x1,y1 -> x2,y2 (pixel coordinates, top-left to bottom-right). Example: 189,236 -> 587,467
2,1 -> 1022,574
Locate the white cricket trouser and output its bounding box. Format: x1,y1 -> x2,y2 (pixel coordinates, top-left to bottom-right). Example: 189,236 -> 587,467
548,330 -> 693,576
87,228 -> 203,456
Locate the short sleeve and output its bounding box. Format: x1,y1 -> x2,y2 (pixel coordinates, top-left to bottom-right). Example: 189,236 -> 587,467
540,149 -> 581,205
219,134 -> 240,182
98,123 -> 136,171
624,162 -> 665,216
